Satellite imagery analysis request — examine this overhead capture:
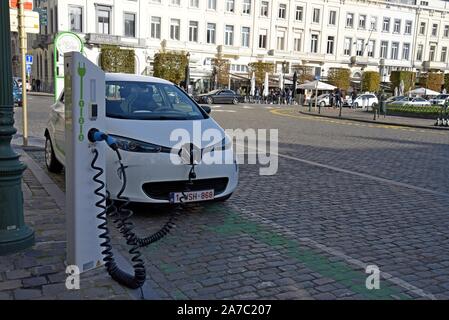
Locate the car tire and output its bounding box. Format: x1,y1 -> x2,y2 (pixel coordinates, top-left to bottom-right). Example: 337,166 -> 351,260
354,102 -> 359,108
320,101 -> 326,107
232,98 -> 239,105
45,136 -> 63,173
207,97 -> 213,104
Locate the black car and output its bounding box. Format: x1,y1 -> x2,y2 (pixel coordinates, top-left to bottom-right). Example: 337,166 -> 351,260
195,89 -> 243,105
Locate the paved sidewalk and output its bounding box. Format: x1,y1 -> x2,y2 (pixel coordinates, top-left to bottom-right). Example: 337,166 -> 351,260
299,106 -> 449,130
0,147 -> 138,300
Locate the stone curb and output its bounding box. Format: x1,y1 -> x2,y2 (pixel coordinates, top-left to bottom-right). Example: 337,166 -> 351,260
299,111 -> 449,131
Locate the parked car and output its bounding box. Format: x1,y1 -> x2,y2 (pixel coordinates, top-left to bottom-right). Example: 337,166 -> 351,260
387,96 -> 431,107
385,95 -> 407,104
194,89 -> 243,105
13,79 -> 22,106
14,77 -> 31,92
313,93 -> 331,107
45,74 -> 239,204
429,94 -> 449,106
346,94 -> 379,108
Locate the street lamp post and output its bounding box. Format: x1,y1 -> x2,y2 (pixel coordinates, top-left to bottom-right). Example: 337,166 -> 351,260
0,0 -> 35,255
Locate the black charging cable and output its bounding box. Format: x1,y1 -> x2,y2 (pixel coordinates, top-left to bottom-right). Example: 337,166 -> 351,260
89,129 -> 146,292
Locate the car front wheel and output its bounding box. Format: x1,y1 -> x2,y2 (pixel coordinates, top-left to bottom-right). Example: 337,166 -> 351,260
207,97 -> 213,104
45,136 -> 63,173
233,98 -> 239,104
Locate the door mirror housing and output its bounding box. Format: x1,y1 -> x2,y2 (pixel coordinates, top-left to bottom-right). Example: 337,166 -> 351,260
201,105 -> 211,114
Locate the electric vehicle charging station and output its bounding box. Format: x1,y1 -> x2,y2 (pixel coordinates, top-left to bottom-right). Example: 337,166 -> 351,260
64,52 -> 106,273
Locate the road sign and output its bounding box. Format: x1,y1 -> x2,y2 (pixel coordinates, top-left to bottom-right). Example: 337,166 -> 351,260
35,8 -> 47,26
26,55 -> 33,65
9,0 -> 33,10
26,64 -> 32,76
9,8 -> 40,34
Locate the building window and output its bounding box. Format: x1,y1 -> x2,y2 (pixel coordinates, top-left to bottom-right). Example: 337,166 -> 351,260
359,15 -> 366,29
405,21 -> 412,35
327,36 -> 334,54
150,16 -> 161,39
356,39 -> 364,56
241,27 -> 250,47
189,21 -> 198,42
279,4 -> 287,19
208,0 -> 217,10
393,19 -> 401,33
346,13 -> 354,28
416,44 -> 423,61
295,6 -> 303,21
432,24 -> 438,37
189,0 -> 199,8
261,1 -> 269,17
310,34 -> 318,53
391,42 -> 399,60
444,25 -> 449,38
383,18 -> 390,32
259,29 -> 267,48
69,6 -> 83,33
370,16 -> 377,31
226,0 -> 235,12
170,19 -> 180,40
344,37 -> 352,55
367,40 -> 375,57
124,12 -> 136,37
402,43 -> 410,60
419,22 -> 426,35
312,8 -> 320,23
96,6 -> 111,35
380,41 -> 388,58
429,44 -> 436,61
441,47 -> 447,62
242,0 -> 251,14
225,25 -> 234,45
207,23 -> 216,44
277,30 -> 285,50
294,37 -> 301,52
328,10 -> 336,26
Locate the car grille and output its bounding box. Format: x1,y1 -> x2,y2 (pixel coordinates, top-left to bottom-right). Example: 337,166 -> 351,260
142,178 -> 229,200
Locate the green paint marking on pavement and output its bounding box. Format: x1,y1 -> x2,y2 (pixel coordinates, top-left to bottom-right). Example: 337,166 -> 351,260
205,204 -> 409,300
159,263 -> 178,274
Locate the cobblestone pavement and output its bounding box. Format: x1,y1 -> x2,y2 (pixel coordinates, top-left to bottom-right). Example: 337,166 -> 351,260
17,103 -> 449,299
0,162 -> 134,300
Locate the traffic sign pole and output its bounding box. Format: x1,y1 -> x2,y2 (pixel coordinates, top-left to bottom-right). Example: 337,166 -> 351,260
18,0 -> 28,146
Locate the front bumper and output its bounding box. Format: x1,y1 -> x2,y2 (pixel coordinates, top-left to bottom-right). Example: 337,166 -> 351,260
105,149 -> 239,203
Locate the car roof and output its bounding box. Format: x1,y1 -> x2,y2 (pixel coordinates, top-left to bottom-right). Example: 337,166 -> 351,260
105,73 -> 173,85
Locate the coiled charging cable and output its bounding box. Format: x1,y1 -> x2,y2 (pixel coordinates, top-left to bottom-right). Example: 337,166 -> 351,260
89,129 -> 146,292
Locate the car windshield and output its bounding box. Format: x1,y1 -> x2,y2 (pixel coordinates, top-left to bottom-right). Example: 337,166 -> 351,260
436,94 -> 448,99
105,81 -> 206,120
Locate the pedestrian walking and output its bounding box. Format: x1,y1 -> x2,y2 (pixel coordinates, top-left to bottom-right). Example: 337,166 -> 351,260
36,79 -> 41,92
351,90 -> 357,109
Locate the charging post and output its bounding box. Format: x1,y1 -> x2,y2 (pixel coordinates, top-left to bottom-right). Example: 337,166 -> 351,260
64,52 -> 106,273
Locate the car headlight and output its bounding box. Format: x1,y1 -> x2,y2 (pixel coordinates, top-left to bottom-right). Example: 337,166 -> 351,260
109,135 -> 170,153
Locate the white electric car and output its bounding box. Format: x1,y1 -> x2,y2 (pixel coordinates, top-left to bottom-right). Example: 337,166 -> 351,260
45,74 -> 239,204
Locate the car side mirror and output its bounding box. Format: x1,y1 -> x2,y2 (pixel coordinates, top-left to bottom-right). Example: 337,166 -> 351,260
201,105 -> 211,114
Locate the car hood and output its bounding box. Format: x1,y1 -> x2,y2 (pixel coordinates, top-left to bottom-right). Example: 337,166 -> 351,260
106,117 -> 225,148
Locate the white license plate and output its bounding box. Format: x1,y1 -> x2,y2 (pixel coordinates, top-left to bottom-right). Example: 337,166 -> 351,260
169,190 -> 215,204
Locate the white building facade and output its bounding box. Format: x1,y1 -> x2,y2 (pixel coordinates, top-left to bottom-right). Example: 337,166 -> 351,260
29,0 -> 449,93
